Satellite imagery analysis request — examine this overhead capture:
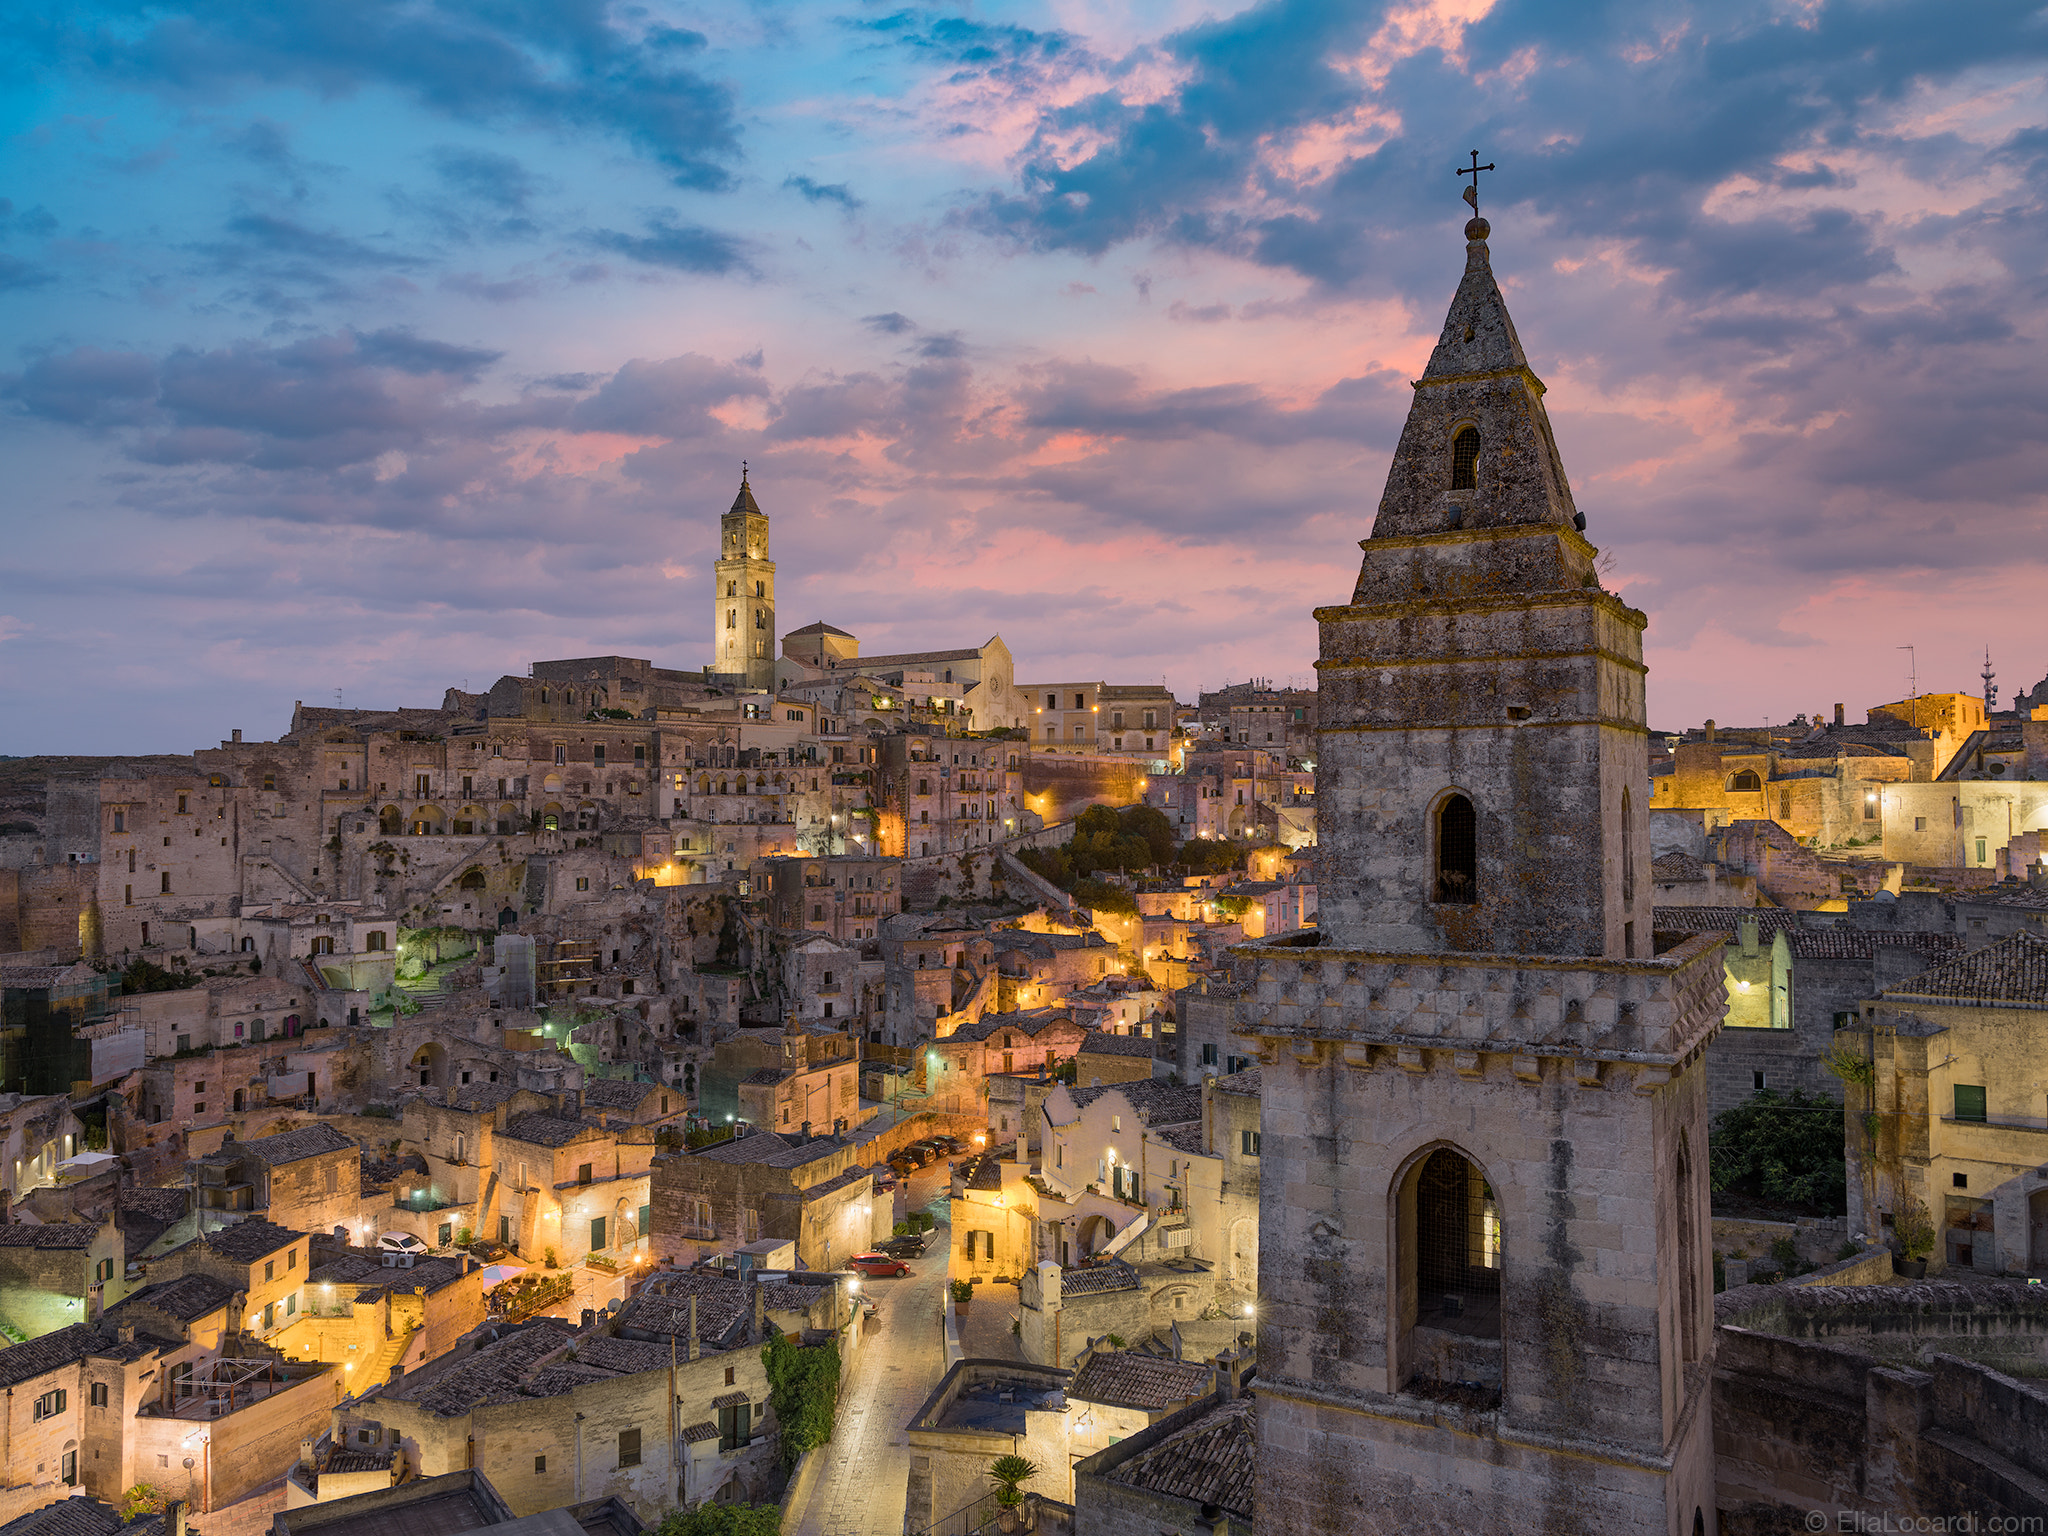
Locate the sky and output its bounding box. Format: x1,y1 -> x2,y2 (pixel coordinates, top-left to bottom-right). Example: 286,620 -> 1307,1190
3,0 -> 2046,754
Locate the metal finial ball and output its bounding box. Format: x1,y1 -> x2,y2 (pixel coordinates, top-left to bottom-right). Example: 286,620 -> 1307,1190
1465,216 -> 1490,241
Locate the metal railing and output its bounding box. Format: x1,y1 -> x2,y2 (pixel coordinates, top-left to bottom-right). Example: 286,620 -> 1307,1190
912,1489 -> 1002,1536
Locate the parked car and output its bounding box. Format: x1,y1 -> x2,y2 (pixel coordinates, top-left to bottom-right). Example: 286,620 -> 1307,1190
378,1232 -> 428,1255
871,1165 -> 898,1192
888,1146 -> 931,1172
931,1134 -> 969,1155
881,1229 -> 937,1258
849,1251 -> 913,1278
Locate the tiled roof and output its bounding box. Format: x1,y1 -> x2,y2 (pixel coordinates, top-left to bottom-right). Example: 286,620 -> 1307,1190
581,1078 -> 657,1108
0,1325 -> 107,1389
324,1447 -> 394,1474
233,1121 -> 359,1165
0,1223 -> 97,1249
1785,931 -> 1964,962
944,1012 -> 1077,1044
110,1272 -> 236,1324
0,1499 -> 130,1536
1211,1070 -> 1261,1097
1651,907 -> 1799,936
804,1166 -> 874,1199
1967,885 -> 2048,912
447,1083 -> 522,1112
119,1187 -> 190,1224
1068,1080 -> 1203,1128
1885,931 -> 2048,1006
1153,1123 -> 1205,1155
1078,1031 -> 1158,1058
690,1131 -> 837,1169
712,1389 -> 751,1408
308,1251 -> 471,1295
202,1218 -> 303,1264
682,1420 -> 720,1443
741,1068 -> 787,1085
500,1112 -> 601,1148
1106,1394 -> 1256,1518
613,1275 -> 753,1351
1651,853 -> 1710,882
956,1153 -> 1005,1192
1058,1262 -> 1140,1297
1070,1351 -> 1214,1411
386,1319 -> 581,1415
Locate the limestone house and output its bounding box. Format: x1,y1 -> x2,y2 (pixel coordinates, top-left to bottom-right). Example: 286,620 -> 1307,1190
735,1027 -> 864,1138
274,1243 -> 486,1390
926,1010 -> 1090,1132
1845,931 -> 2048,1275
903,1359 -> 1074,1527
1066,1346 -> 1216,1453
1071,1029 -> 1159,1089
191,1122 -> 361,1240
0,1219 -> 122,1340
648,1129 -> 885,1273
347,1270 -> 830,1520
1070,1358 -> 1256,1536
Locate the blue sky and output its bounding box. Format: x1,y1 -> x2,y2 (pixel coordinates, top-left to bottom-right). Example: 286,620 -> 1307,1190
4,0 -> 2046,752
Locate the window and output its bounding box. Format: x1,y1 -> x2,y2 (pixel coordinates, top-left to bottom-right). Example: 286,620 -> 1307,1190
113,811 -> 125,832
1240,1130 -> 1261,1157
61,1450 -> 76,1487
535,1455 -> 547,1474
1976,838 -> 1987,864
618,1428 -> 641,1467
177,794 -> 188,813
90,1383 -> 107,1407
1779,790 -> 1791,819
1914,816 -> 1927,831
725,1365 -> 737,1386
33,1389 -> 65,1421
1752,1071 -> 1767,1092
1954,1172 -> 1969,1189
576,877 -> 590,891
1865,792 -> 1879,821
1450,425 -> 1480,489
578,1163 -> 593,1185
1435,794 -> 1476,904
1955,1085 -> 1988,1123
161,872 -> 172,894
367,931 -> 386,951
593,745 -> 606,766
265,1259 -> 275,1282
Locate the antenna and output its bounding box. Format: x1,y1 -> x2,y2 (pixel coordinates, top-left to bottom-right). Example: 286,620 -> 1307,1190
334,688 -> 343,709
1982,646 -> 1998,712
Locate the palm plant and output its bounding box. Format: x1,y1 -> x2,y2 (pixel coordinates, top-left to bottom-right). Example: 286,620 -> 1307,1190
988,1454 -> 1039,1509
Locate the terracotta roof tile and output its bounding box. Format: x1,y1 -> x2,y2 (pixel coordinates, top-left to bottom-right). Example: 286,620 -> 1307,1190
1106,1395 -> 1255,1517
1070,1351 -> 1214,1411
1058,1262 -> 1140,1297
1885,931 -> 2048,1006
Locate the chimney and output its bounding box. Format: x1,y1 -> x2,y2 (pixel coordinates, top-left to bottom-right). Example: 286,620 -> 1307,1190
299,1436 -> 317,1472
688,1294 -> 700,1362
753,1282 -> 765,1340
1739,917 -> 1760,959
581,1308 -> 596,1329
1704,719 -> 1716,744
117,1322 -> 135,1345
232,730 -> 242,745
168,1502 -> 187,1536
1835,703 -> 1846,727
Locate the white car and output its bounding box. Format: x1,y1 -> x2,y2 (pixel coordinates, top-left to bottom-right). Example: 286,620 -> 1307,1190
378,1232 -> 429,1255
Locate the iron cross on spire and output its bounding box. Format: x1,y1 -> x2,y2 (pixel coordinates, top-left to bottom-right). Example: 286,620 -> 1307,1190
1457,150 -> 1495,212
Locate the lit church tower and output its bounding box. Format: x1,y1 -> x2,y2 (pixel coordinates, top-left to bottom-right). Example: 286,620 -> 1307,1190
1240,183 -> 1727,1532
712,468 -> 777,693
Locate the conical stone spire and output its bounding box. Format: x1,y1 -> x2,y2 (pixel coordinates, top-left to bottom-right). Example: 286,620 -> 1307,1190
1365,216 -> 1579,548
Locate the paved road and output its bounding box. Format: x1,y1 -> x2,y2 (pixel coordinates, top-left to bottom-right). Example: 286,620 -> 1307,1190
785,1166 -> 955,1536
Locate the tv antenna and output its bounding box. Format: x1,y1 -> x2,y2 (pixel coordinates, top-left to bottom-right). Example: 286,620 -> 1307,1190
1897,645 -> 1917,702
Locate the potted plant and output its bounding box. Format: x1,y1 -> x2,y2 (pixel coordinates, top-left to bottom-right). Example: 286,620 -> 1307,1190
988,1454 -> 1039,1532
950,1279 -> 973,1310
1893,1197 -> 1935,1279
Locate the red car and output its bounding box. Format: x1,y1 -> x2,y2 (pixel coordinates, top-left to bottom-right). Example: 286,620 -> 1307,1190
849,1251 -> 912,1278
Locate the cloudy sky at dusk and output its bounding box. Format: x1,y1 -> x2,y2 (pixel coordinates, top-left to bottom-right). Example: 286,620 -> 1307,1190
4,0 -> 2046,753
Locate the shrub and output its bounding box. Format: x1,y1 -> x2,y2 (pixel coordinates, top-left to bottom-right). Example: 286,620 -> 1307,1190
120,1485 -> 168,1521
455,1228 -> 473,1248
988,1454 -> 1039,1509
656,1504 -> 782,1536
762,1330 -> 840,1468
1708,1089 -> 1845,1212
1894,1196 -> 1936,1261
949,1280 -> 972,1304
544,1247 -> 559,1269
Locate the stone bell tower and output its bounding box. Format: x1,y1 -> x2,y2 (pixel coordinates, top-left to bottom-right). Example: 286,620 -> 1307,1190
1240,207 -> 1729,1534
712,469 -> 777,692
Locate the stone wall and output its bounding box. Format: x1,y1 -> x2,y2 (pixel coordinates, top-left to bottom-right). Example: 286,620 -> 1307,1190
1019,757 -> 1148,827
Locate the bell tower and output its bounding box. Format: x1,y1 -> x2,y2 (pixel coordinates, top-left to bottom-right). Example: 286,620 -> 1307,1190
1240,205 -> 1728,1534
712,469 -> 776,692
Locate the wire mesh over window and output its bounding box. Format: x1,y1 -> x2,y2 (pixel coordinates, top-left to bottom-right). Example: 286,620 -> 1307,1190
1415,1148 -> 1501,1300
1436,795 -> 1477,904
1451,426 -> 1481,490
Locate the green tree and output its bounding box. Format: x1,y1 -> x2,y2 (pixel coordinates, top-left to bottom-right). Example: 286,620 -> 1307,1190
988,1454 -> 1040,1508
762,1330 -> 841,1468
1071,879 -> 1138,915
655,1505 -> 782,1536
1117,804 -> 1177,866
1708,1089 -> 1846,1212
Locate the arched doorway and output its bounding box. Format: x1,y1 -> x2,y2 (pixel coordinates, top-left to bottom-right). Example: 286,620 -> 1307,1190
1077,1213 -> 1118,1256
498,907 -> 518,930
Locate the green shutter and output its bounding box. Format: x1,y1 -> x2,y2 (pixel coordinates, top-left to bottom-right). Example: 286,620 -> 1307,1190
1954,1085 -> 1988,1123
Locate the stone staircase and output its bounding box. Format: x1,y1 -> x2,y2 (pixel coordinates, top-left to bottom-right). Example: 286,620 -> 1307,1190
361,1325 -> 416,1390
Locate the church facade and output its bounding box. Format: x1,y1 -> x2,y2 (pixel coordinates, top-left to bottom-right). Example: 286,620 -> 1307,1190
1238,212 -> 1729,1532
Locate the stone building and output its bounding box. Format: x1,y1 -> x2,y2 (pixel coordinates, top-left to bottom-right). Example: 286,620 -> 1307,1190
648,1130 -> 885,1272
1071,1362 -> 1257,1536
1235,210 -> 1726,1533
0,1221 -> 122,1340
875,735 -> 1025,859
193,1123 -> 362,1240
1844,931 -> 2048,1276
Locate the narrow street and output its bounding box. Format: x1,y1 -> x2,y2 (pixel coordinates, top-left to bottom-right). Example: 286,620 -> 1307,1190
784,1164 -> 955,1536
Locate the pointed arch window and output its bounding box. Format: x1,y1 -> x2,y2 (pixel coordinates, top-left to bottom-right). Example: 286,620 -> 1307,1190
1436,794 -> 1476,904
726,609 -> 737,629
1622,789 -> 1635,908
1726,769 -> 1762,792
1451,426 -> 1480,490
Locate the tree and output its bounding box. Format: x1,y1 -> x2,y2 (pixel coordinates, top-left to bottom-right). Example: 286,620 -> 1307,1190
1708,1089 -> 1846,1212
762,1329 -> 840,1467
655,1505 -> 781,1536
120,1486 -> 168,1521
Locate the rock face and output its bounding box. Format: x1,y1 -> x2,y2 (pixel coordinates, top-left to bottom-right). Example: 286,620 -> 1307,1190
1243,216 -> 1726,1535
